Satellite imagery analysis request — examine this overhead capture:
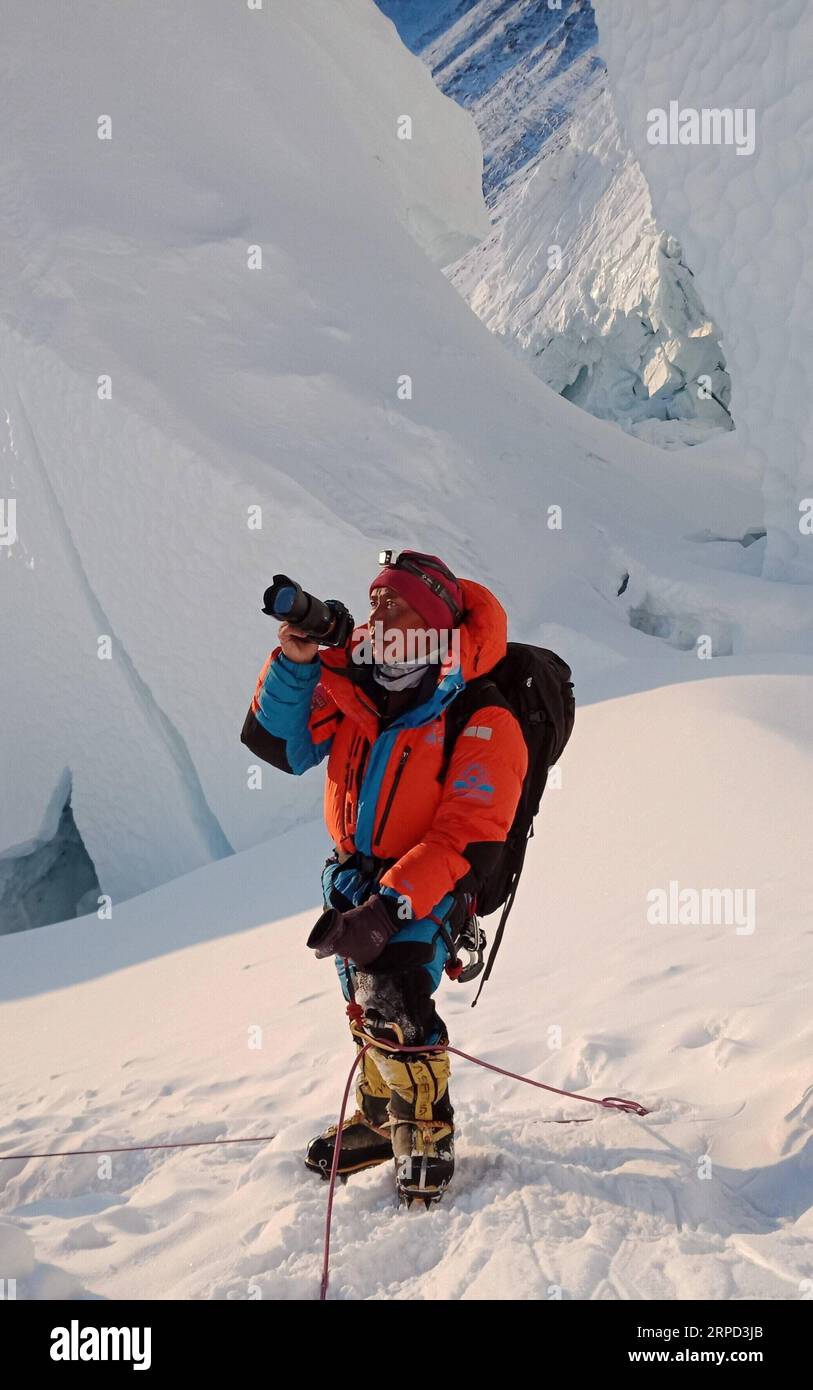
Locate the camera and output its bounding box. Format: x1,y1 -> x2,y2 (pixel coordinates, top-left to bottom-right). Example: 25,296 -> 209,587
261,575 -> 354,649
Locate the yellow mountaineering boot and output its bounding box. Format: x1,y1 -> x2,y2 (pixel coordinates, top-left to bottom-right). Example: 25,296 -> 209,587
372,1044 -> 454,1208
304,1039 -> 393,1183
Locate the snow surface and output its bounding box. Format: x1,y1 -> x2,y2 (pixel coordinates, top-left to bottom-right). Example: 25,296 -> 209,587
2,662 -> 812,1299
1,0 -> 812,1301
593,0 -> 813,580
378,0 -> 732,439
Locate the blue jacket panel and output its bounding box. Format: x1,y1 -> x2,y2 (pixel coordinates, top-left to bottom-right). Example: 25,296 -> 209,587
254,652 -> 333,774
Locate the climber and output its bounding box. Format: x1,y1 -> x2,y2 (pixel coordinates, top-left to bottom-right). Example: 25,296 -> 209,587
241,550 -> 528,1206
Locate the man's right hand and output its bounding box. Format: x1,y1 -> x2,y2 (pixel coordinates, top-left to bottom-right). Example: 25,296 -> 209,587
279,621 -> 320,664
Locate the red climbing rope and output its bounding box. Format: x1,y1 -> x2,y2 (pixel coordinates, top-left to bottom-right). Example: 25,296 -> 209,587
319,1030 -> 649,1301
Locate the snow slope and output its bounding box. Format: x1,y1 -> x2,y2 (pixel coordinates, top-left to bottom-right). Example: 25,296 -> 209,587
593,0 -> 813,579
377,0 -> 732,438
1,662 -> 811,1299
4,0 -> 808,923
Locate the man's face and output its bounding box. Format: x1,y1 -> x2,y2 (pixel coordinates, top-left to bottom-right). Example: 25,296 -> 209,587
368,585 -> 425,663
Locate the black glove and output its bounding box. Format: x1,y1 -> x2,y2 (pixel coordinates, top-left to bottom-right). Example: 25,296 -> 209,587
307,893 -> 401,966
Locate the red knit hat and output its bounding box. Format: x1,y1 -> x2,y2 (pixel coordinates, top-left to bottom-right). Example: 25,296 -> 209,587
369,550 -> 464,631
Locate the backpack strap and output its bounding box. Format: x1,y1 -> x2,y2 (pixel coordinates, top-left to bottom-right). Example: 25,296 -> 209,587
470,824 -> 532,1007
438,673 -> 530,1005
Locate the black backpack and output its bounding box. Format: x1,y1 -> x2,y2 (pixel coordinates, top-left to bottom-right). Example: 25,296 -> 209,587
440,644 -> 575,1005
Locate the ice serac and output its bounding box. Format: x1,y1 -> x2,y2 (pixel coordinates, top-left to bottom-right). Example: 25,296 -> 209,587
378,0 -> 731,442
593,0 -> 813,578
301,0 -> 490,265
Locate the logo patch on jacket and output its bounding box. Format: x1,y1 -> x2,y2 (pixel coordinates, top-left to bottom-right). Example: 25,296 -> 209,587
463,724 -> 493,740
452,761 -> 495,803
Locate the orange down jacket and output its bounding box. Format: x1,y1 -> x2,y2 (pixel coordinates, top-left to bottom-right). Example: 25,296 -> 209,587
241,578 -> 528,923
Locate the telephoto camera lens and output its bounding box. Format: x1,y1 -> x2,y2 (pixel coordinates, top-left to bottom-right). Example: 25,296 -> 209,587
261,574 -> 354,648
272,585 -> 299,617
